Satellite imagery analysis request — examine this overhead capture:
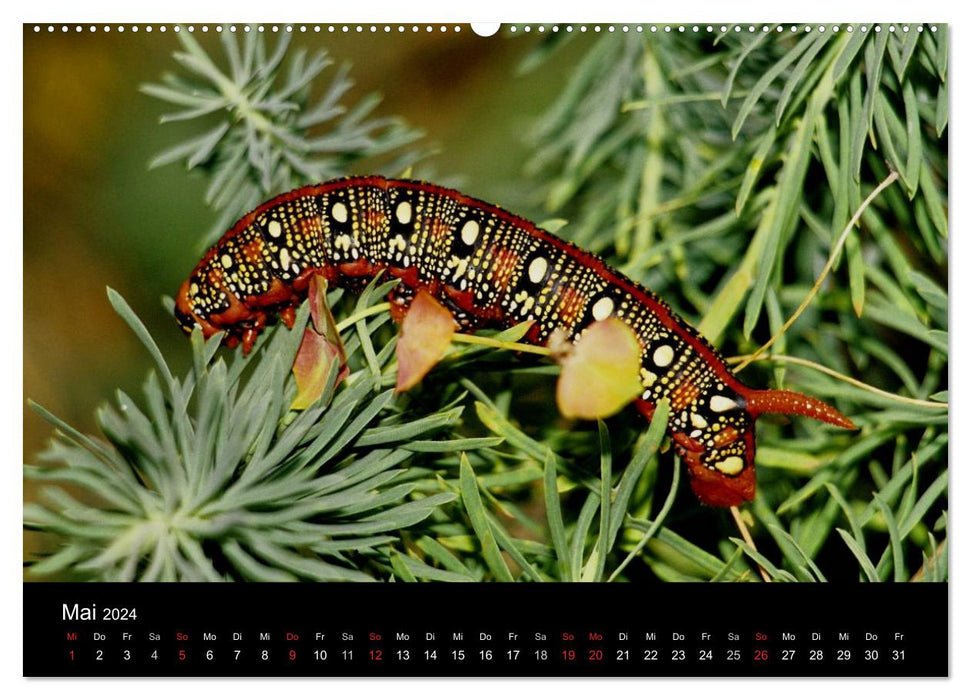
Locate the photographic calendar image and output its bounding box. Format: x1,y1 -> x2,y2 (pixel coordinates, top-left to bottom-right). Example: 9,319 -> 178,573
23,21 -> 948,677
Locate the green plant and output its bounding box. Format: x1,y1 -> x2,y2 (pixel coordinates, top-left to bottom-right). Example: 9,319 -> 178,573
25,25 -> 947,583
25,286 -> 465,581
141,29 -> 424,248
521,24 -> 947,581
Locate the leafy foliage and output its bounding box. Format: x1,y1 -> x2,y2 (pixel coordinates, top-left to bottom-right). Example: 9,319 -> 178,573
25,285 -> 467,581
25,25 -> 947,583
141,29 -> 424,247
520,24 -> 948,582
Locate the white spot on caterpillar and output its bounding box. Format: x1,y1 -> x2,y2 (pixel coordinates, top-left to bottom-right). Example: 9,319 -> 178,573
220,254 -> 233,269
640,368 -> 657,386
653,344 -> 674,367
592,297 -> 614,321
332,202 -> 348,223
528,257 -> 548,284
267,220 -> 282,238
461,220 -> 480,246
279,248 -> 291,270
396,201 -> 412,225
335,234 -> 352,252
394,234 -> 407,251
189,283 -> 199,295
714,456 -> 745,475
710,395 -> 737,413
690,413 -> 708,429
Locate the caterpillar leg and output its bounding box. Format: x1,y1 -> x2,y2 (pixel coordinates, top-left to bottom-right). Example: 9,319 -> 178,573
242,328 -> 259,355
388,284 -> 485,332
280,306 -> 297,329
388,285 -> 415,325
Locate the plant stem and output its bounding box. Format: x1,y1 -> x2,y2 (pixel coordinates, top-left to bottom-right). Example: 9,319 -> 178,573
451,333 -> 552,357
336,303 -> 391,332
731,505 -> 771,582
728,352 -> 948,410
735,170 -> 900,371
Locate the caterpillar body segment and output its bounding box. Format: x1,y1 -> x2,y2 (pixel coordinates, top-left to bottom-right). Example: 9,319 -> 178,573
175,176 -> 855,507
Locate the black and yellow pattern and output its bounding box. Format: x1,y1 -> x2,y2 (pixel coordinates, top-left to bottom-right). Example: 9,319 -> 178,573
176,176 -> 854,507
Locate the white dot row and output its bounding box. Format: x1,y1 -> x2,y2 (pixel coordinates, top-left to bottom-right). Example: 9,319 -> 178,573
31,25 -> 467,34
31,24 -> 939,35
509,24 -> 935,33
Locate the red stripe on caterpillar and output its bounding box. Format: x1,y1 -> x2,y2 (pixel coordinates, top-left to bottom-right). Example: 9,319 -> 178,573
174,176 -> 855,507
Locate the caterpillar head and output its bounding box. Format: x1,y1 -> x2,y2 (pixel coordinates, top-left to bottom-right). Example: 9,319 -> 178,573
674,425 -> 757,507
664,388 -> 855,508
174,278 -> 223,338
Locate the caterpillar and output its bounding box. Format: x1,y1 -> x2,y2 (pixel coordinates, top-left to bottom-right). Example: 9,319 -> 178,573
175,176 -> 855,507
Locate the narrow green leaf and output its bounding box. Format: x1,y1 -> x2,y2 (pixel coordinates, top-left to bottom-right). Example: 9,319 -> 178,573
895,25 -> 921,81
247,539 -> 374,582
485,513 -> 544,582
767,525 -> 827,582
474,401 -> 550,463
394,554 -> 475,583
852,28 -> 889,181
26,544 -> 90,577
735,127 -> 776,215
744,111 -> 815,336
847,227 -> 866,316
831,25 -> 870,85
728,537 -> 797,582
591,420 -> 612,582
570,492 -> 600,579
722,32 -> 767,108
775,33 -> 830,125
934,25 -> 948,81
909,270 -> 948,310
606,398 -> 669,551
149,122 -> 230,170
920,160 -> 948,239
825,483 -> 867,547
107,288 -> 175,390
389,551 -> 419,582
414,536 -> 478,579
478,530 -> 514,582
902,82 -> 923,199
836,528 -> 879,582
459,455 -> 514,581
897,470 -> 948,540
732,34 -> 811,138
935,81 -> 948,136
873,494 -> 906,582
405,436 -> 505,453
544,451 -> 572,581
865,298 -> 947,353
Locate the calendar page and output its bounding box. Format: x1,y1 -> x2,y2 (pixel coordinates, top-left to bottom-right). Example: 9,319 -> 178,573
22,21 -> 948,678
